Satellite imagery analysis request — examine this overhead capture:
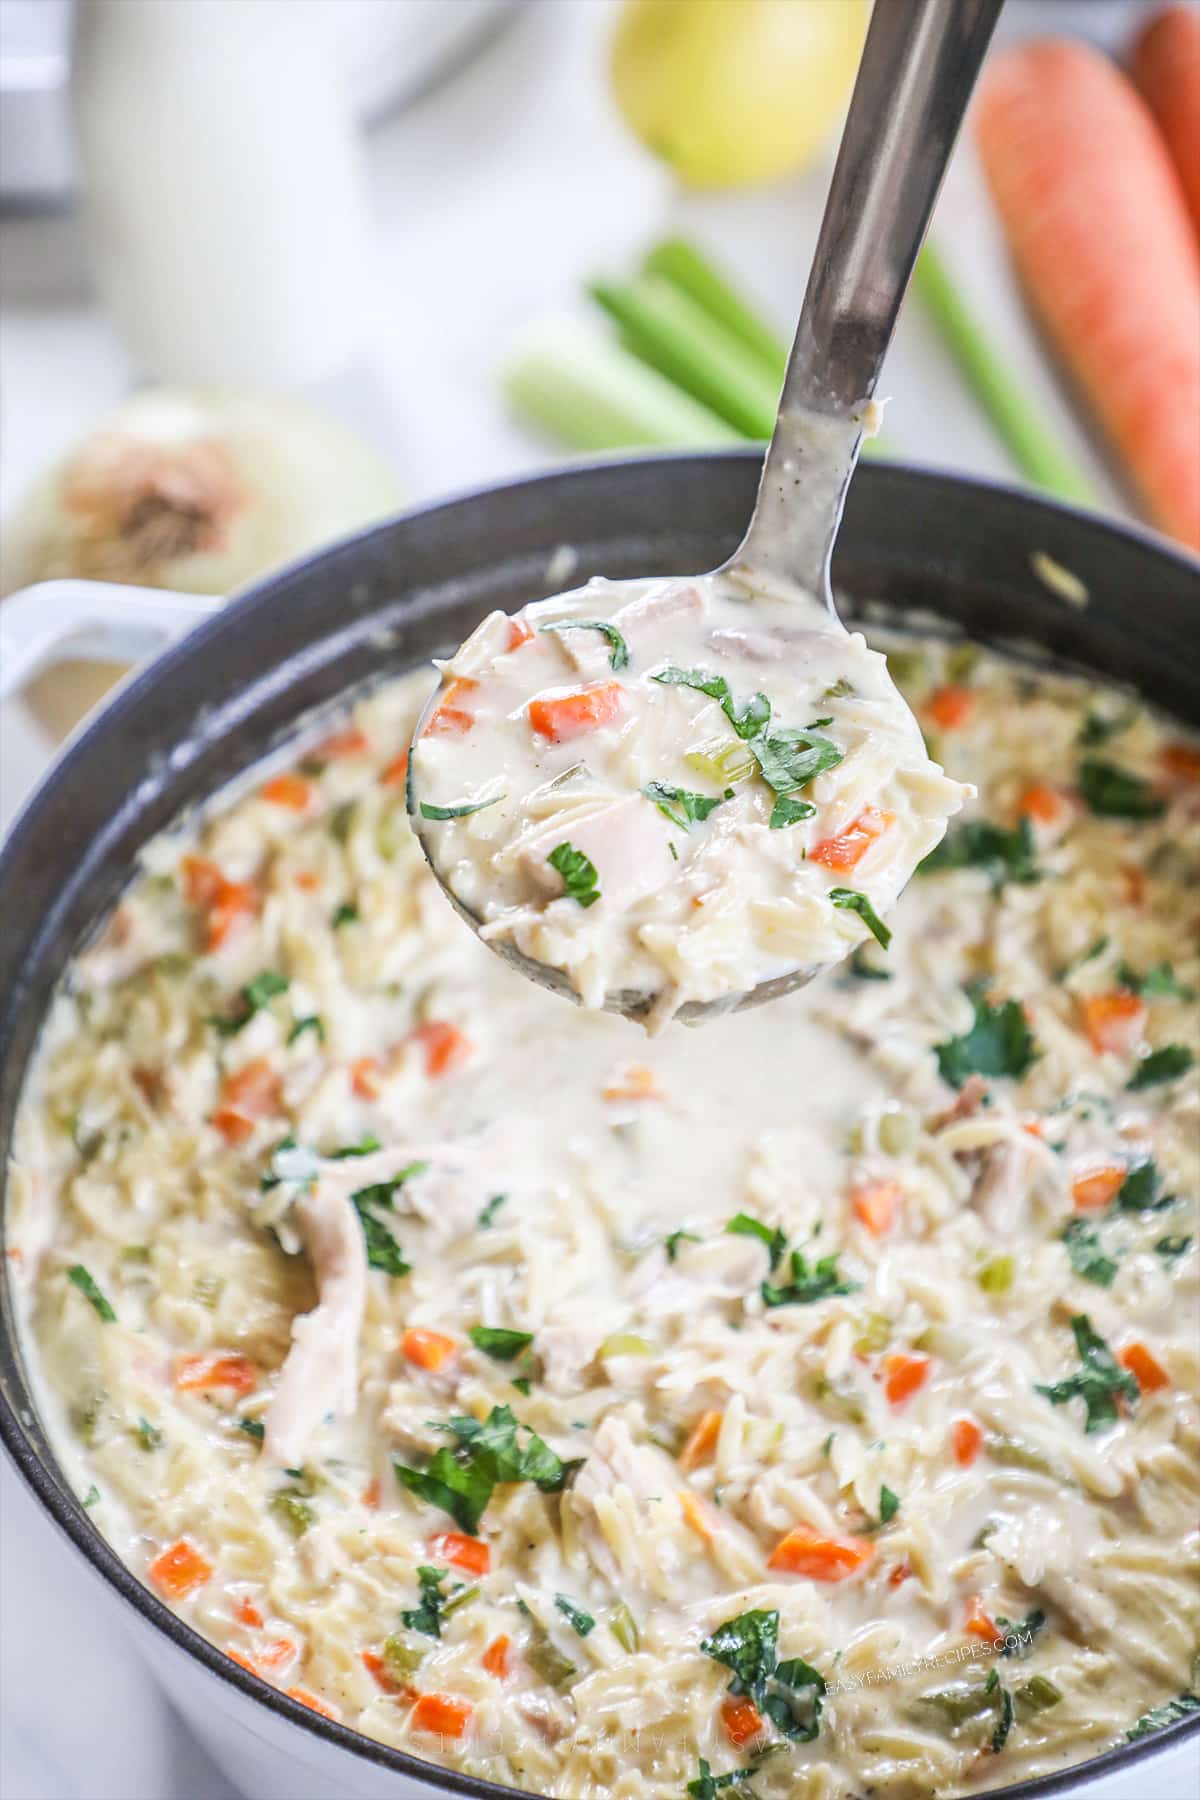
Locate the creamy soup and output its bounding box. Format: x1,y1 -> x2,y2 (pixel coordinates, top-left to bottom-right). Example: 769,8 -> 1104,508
8,630 -> 1200,1800
410,575 -> 968,1021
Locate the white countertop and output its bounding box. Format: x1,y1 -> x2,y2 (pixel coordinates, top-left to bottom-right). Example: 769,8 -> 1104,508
1,5 -> 1192,1800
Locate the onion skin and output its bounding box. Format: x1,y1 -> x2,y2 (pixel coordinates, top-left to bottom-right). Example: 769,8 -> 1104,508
2,388 -> 402,735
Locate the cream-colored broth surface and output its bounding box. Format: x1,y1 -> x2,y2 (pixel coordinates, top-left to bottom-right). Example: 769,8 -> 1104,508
411,575 -> 968,1018
8,630 -> 1200,1800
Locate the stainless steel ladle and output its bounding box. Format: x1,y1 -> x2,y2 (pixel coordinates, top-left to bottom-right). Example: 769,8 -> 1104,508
413,0 -> 1004,1023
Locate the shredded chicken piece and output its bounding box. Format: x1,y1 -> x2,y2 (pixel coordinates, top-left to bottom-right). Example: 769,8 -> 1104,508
513,796 -> 677,911
263,1183 -> 366,1468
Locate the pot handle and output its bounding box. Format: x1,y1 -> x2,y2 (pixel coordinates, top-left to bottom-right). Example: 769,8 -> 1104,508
0,579 -> 222,701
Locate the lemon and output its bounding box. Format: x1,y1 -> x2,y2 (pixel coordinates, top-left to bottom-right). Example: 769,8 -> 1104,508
611,0 -> 868,189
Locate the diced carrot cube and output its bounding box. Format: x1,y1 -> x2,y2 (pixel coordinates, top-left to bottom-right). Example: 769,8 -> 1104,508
1078,990 -> 1146,1055
482,1635 -> 510,1679
362,1476 -> 382,1510
721,1695 -> 765,1748
410,1692 -> 472,1738
361,1649 -> 408,1695
402,1327 -> 458,1371
1161,743 -> 1200,781
425,679 -> 478,737
149,1539 -> 212,1600
412,1020 -> 473,1079
965,1596 -> 1001,1642
850,1180 -> 902,1237
214,1060 -> 282,1141
227,1648 -> 258,1674
679,1490 -> 716,1544
257,1639 -> 296,1672
528,681 -> 624,742
882,1352 -> 931,1406
1017,782 -> 1068,824
175,1352 -> 258,1395
1121,863 -> 1146,906
380,750 -> 410,787
926,685 -> 974,731
1119,1341 -> 1169,1393
1071,1165 -> 1126,1211
506,618 -> 534,650
602,1064 -> 664,1102
293,870 -> 321,891
351,1056 -> 384,1100
286,1687 -> 340,1721
888,1560 -> 914,1588
810,806 -> 895,872
428,1531 -> 490,1575
679,1409 -> 722,1473
952,1417 -> 983,1467
261,773 -> 314,812
767,1526 -> 874,1581
236,1596 -> 264,1629
314,728 -> 369,759
181,854 -> 224,908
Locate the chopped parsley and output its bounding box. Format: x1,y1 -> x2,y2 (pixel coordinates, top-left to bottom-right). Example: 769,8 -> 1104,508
67,1264 -> 116,1322
1126,1693 -> 1200,1741
260,1137 -> 320,1192
271,1490 -> 316,1537
996,1609 -> 1046,1659
554,1593 -> 595,1636
401,1565 -> 476,1638
82,1485 -> 101,1509
1035,1313 -> 1138,1433
1114,1158 -> 1174,1212
878,1485 -> 900,1526
476,1192 -> 507,1229
330,1135 -> 381,1159
652,667 -> 771,741
1078,703 -> 1137,747
350,1163 -> 425,1277
133,1416 -> 163,1450
419,794 -> 504,821
935,988 -> 1037,1088
332,902 -> 359,928
687,1760 -> 759,1800
989,1670 -> 1015,1752
539,618 -> 629,671
769,793 -> 816,829
762,1249 -> 856,1309
393,1404 -> 574,1535
1116,961 -> 1195,1001
1078,758 -> 1165,820
642,781 -> 724,829
847,945 -> 891,981
726,1212 -> 787,1270
547,841 -> 601,908
829,887 -> 891,950
469,1325 -> 535,1362
1127,1044 -> 1193,1090
700,1608 -> 826,1743
212,969 -> 290,1035
287,1014 -> 324,1045
919,817 -> 1038,886
1155,1235 -> 1192,1262
237,1417 -> 265,1442
665,1227 -> 701,1261
1061,1218 -> 1118,1287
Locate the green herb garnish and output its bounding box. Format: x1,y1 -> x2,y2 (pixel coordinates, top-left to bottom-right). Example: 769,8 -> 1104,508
665,1227 -> 701,1261
726,1212 -> 787,1269
642,781 -> 724,829
996,1609 -> 1046,1659
700,1608 -> 825,1743
212,969 -> 290,1035
554,1593 -> 595,1637
652,667 -> 770,740
687,1760 -> 759,1800
1078,704 -> 1137,747
830,887 -> 891,949
1035,1313 -> 1138,1433
401,1565 -> 474,1639
1155,1235 -> 1192,1262
1127,1045 -> 1193,1090
332,902 -> 360,928
1116,961 -> 1195,1001
82,1485 -> 101,1508
847,946 -> 891,981
469,1325 -> 535,1362
762,1249 -> 856,1309
330,1135 -> 381,1159
287,1014 -> 324,1045
769,793 -> 816,829
393,1404 -> 573,1535
237,1417 -> 265,1442
67,1264 -> 116,1322
935,987 -> 1037,1088
133,1416 -> 163,1450
419,795 -> 504,821
1061,1218 -> 1118,1287
1126,1693 -> 1200,1741
1114,1158 -> 1174,1212
1078,758 -> 1165,820
477,1193 -> 508,1229
878,1485 -> 900,1525
540,619 -> 630,671
547,841 -> 601,908
350,1164 -> 425,1277
920,817 -> 1038,886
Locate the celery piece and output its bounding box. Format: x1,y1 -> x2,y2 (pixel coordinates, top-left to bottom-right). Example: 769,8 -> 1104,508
383,1633 -> 425,1680
684,737 -> 757,786
853,1312 -> 892,1356
609,1601 -> 640,1653
589,275 -> 781,439
525,1633 -> 576,1687
503,318 -> 739,452
978,1255 -> 1015,1294
643,239 -> 787,378
914,244 -> 1097,506
1015,1675 -> 1063,1718
598,1333 -> 655,1357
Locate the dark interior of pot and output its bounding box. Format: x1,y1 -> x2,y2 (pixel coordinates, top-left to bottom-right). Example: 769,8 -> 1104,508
1,454 -> 1197,1800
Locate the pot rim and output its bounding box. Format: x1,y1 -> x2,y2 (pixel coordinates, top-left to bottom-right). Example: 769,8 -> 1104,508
2,453 -> 1197,1799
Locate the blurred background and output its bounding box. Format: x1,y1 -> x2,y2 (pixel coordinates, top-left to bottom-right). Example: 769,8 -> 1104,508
0,3 -> 1197,1796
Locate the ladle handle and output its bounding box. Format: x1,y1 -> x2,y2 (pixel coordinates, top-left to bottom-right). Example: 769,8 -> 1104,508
733,0 -> 1004,596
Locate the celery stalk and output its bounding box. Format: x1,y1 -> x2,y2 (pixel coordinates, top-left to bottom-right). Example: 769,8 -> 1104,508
914,243 -> 1097,505
642,239 -> 788,378
503,319 -> 740,452
589,274 -> 782,439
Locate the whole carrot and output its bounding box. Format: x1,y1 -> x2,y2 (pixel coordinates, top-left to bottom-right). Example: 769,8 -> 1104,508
1131,8 -> 1200,242
976,39 -> 1200,551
